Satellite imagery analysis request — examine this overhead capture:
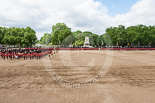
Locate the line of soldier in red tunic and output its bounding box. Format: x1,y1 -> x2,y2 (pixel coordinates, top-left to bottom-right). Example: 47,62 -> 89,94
0,48 -> 58,60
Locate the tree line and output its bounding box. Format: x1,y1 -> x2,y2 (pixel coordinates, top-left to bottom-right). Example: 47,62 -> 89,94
0,23 -> 154,48
0,27 -> 37,47
40,23 -> 155,48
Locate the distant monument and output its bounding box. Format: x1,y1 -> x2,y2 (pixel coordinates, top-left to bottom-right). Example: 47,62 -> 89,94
84,37 -> 92,48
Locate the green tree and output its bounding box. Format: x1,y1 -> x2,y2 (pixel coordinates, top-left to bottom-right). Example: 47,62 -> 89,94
0,27 -> 5,44
22,27 -> 37,47
40,33 -> 51,45
52,23 -> 72,45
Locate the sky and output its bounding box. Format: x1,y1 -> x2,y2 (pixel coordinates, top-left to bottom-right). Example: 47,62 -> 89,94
95,0 -> 139,16
0,0 -> 155,39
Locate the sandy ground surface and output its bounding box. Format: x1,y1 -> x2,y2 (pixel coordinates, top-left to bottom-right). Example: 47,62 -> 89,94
0,50 -> 155,103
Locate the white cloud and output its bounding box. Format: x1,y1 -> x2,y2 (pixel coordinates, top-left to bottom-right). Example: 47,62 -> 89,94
113,0 -> 155,26
0,0 -> 155,39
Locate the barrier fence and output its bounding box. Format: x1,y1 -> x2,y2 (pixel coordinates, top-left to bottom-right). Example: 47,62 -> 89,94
25,48 -> 155,51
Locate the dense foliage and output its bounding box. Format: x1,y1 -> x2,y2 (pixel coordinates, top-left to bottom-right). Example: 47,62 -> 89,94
40,23 -> 155,47
105,25 -> 155,47
0,27 -> 37,47
40,33 -> 51,45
